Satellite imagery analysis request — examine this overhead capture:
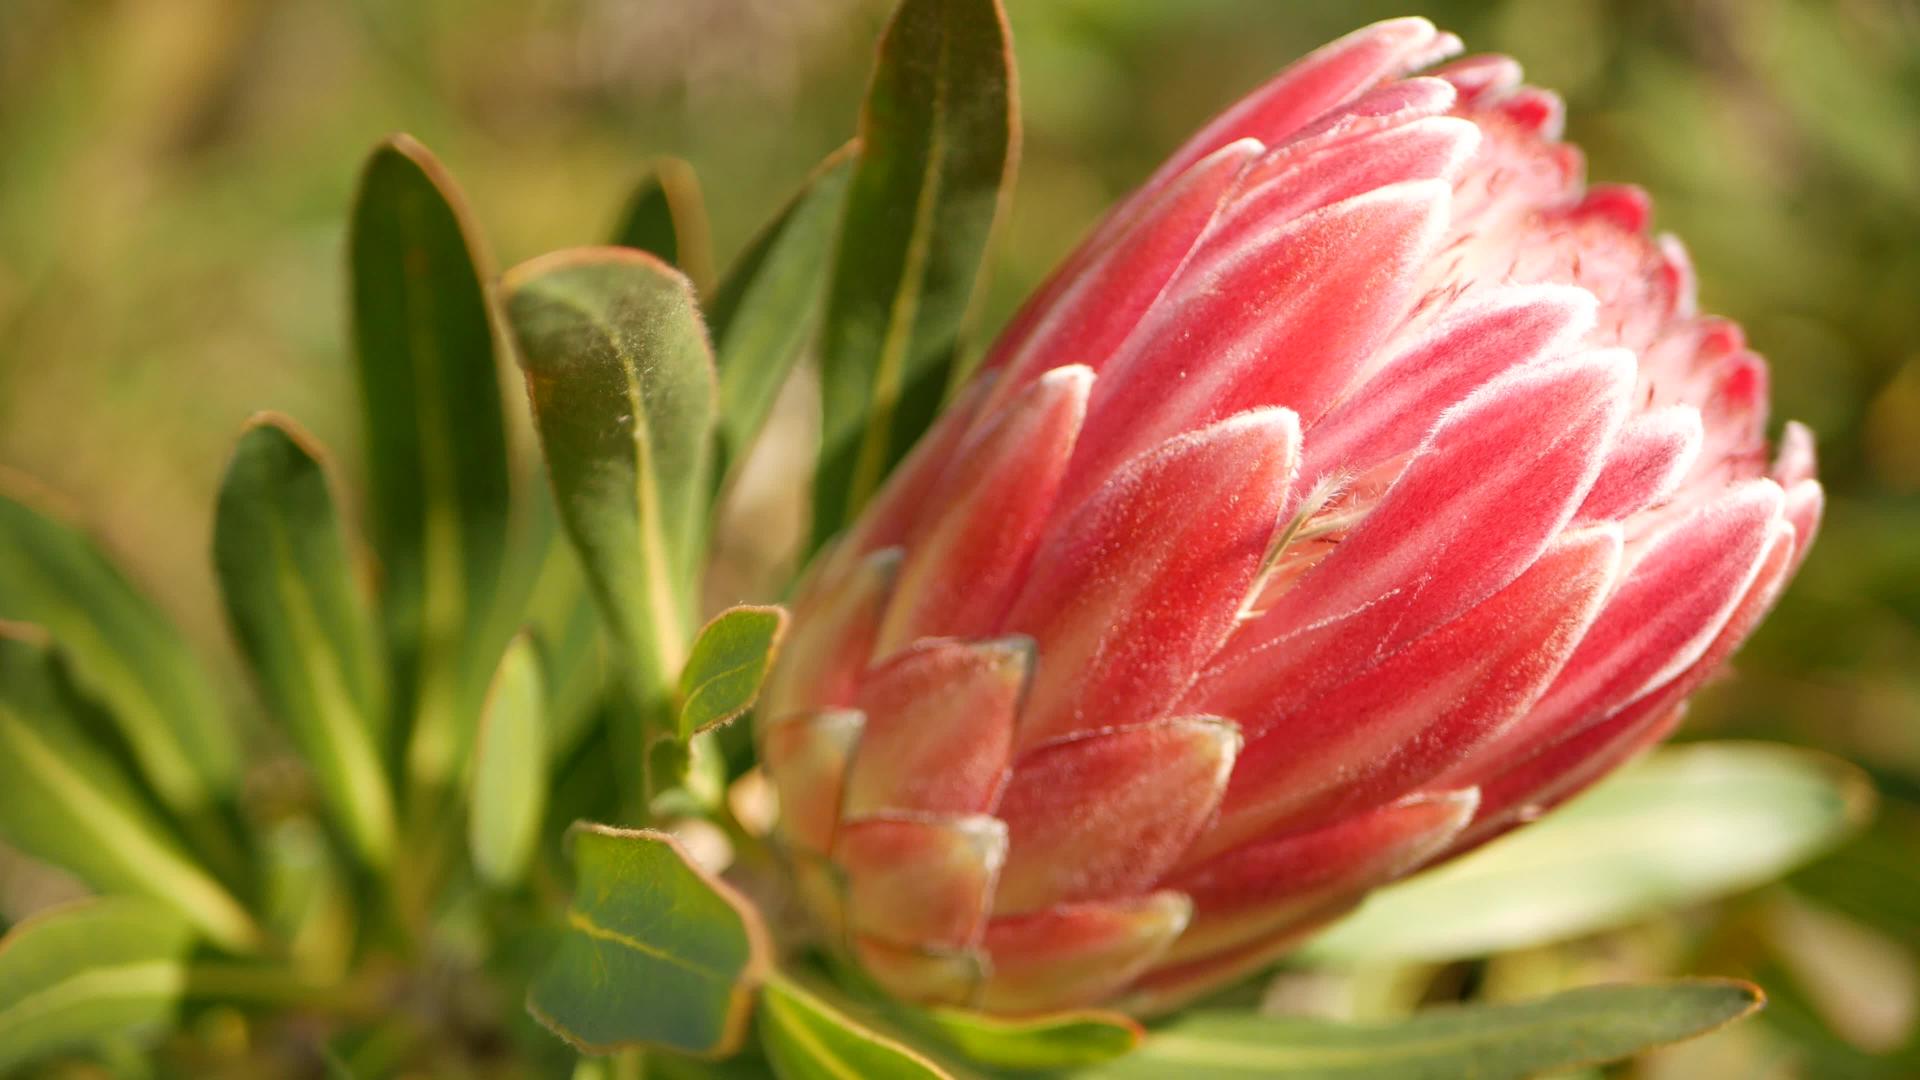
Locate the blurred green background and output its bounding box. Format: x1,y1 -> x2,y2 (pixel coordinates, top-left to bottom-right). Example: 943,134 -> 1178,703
2,0 -> 1916,1074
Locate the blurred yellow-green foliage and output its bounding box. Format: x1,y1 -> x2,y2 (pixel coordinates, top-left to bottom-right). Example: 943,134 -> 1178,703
2,0 -> 1918,1074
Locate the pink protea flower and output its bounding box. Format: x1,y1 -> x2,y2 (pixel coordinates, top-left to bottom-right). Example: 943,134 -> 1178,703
758,17 -> 1822,1016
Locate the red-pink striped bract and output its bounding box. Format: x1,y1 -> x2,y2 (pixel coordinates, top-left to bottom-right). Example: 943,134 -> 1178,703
759,17 -> 1821,1016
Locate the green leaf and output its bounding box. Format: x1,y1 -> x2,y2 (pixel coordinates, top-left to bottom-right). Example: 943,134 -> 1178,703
504,248 -> 718,725
0,628 -> 262,952
1087,980 -> 1763,1079
1302,742 -> 1874,965
678,605 -> 787,740
0,477 -> 236,817
612,158 -> 715,295
760,972 -> 951,1080
469,632 -> 548,887
706,142 -> 857,484
213,416 -> 396,869
527,823 -> 769,1057
0,896 -> 197,1072
916,1005 -> 1141,1070
811,0 -> 1018,548
349,134 -> 513,793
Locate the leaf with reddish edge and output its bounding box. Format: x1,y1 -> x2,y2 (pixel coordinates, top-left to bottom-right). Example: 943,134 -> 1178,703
812,0 -> 1018,550
504,248 -> 717,747
1086,980 -> 1763,1079
214,415 -> 395,870
527,824 -> 771,1057
611,157 -> 714,294
679,605 -> 789,740
1298,743 -> 1872,966
349,135 -> 512,795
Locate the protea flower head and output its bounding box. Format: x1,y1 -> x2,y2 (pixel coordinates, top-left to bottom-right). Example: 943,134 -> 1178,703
757,17 -> 1822,1016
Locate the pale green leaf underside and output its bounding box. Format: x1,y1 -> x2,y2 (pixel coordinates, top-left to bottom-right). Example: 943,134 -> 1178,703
469,633 -> 548,887
1302,742 -> 1873,965
1089,981 -> 1761,1079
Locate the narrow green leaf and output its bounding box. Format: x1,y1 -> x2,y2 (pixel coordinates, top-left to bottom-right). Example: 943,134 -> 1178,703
1302,742 -> 1874,965
917,1005 -> 1141,1070
504,248 -> 718,726
0,628 -> 262,952
469,633 -> 548,887
528,824 -> 769,1057
1087,980 -> 1763,1079
214,416 -> 396,869
262,818 -> 355,982
678,605 -> 787,740
612,158 -> 715,295
812,0 -> 1018,547
349,134 -> 513,793
760,972 -> 951,1080
0,896 -> 197,1071
0,476 -> 236,816
706,142 -> 857,483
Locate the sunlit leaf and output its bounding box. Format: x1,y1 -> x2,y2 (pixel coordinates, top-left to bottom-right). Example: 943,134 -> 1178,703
527,824 -> 769,1057
0,628 -> 262,952
916,1004 -> 1141,1070
612,157 -> 714,295
1088,980 -> 1763,1079
812,0 -> 1018,547
213,415 -> 396,868
1302,742 -> 1874,965
349,134 -> 512,794
0,897 -> 197,1071
0,477 -> 236,820
504,248 -> 717,737
469,632 -> 548,888
760,972 -> 951,1080
678,605 -> 787,739
706,142 -> 857,484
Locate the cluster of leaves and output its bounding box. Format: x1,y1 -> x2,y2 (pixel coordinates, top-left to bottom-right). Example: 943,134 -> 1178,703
0,0 -> 1875,1076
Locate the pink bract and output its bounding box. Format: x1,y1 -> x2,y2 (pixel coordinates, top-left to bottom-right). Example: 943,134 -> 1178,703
759,16 -> 1820,1016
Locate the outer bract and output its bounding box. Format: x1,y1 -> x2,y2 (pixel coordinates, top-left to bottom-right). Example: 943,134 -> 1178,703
760,17 -> 1821,1016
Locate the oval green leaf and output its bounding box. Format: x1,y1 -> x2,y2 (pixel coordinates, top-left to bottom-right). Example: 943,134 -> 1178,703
811,0 -> 1018,548
1088,980 -> 1762,1079
469,632 -> 548,888
706,142 -> 857,485
349,134 -> 513,795
0,627 -> 261,952
0,477 -> 236,818
612,158 -> 714,296
679,605 -> 787,739
527,823 -> 769,1057
760,972 -> 951,1080
1302,742 -> 1874,965
504,248 -> 718,726
214,416 -> 396,869
0,896 -> 197,1072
